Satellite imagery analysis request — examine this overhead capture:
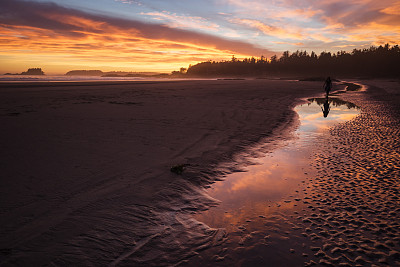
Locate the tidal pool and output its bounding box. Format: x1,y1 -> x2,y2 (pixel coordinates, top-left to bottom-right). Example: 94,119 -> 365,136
195,95 -> 360,231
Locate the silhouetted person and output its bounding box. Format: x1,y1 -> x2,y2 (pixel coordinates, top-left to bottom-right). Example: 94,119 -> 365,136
321,96 -> 330,118
323,77 -> 332,96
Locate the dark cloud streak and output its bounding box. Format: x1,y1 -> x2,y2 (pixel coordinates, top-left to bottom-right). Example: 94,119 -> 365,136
0,0 -> 273,56
316,1 -> 400,28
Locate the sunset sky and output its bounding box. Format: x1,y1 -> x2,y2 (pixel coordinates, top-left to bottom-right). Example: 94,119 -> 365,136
1,0 -> 399,74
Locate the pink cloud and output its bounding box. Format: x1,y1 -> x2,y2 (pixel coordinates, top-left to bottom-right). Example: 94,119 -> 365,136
141,11 -> 220,31
0,0 -> 274,58
230,18 -> 304,40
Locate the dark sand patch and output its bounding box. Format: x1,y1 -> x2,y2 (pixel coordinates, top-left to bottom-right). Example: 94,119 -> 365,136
0,80 -> 328,266
2,79 -> 397,266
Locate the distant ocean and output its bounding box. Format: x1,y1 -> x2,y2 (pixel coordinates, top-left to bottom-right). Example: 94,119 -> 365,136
0,75 -> 224,82
0,75 -> 172,82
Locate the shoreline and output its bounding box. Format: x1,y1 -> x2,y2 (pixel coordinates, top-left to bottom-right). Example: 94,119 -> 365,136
299,81 -> 400,266
184,80 -> 400,266
1,79 -> 398,265
0,79 -> 327,265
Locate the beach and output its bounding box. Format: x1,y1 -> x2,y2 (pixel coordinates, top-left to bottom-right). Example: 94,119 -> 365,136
0,79 -> 399,266
186,79 -> 400,267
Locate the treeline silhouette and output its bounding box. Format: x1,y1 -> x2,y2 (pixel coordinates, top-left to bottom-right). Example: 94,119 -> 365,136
185,44 -> 400,78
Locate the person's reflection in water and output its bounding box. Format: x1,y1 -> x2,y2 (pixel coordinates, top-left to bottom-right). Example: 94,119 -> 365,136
321,96 -> 330,118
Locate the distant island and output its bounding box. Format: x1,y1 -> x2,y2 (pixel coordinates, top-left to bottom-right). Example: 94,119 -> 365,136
4,68 -> 45,75
66,70 -> 168,77
65,70 -> 104,76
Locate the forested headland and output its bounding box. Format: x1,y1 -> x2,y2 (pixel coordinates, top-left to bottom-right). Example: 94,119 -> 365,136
180,44 -> 400,78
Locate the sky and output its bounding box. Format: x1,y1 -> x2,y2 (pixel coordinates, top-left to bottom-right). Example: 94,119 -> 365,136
1,0 -> 399,74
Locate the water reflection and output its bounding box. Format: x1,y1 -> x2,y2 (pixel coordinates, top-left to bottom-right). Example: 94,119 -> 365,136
298,97 -> 360,134
312,96 -> 359,118
308,96 -> 358,110
195,96 -> 360,230
321,97 -> 330,118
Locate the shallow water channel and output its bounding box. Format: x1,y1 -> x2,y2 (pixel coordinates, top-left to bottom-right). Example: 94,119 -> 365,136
194,94 -> 360,241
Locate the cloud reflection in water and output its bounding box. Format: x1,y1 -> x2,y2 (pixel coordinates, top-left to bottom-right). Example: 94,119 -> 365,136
196,96 -> 360,229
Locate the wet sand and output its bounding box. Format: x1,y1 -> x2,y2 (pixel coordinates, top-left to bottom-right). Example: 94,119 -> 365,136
304,80 -> 400,266
186,80 -> 400,266
1,79 -> 399,266
189,94 -> 361,266
0,79 -> 326,265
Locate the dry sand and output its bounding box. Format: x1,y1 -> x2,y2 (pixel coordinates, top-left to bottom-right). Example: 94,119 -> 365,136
1,79 -> 399,266
0,79 -> 326,266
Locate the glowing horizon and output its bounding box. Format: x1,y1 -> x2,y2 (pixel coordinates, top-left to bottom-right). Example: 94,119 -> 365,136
1,0 -> 399,74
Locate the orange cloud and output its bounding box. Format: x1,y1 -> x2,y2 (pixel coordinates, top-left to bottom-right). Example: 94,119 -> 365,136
341,22 -> 400,45
276,8 -> 323,20
231,18 -> 334,43
231,18 -> 304,40
272,41 -> 305,46
141,11 -> 220,31
222,0 -> 400,51
381,3 -> 400,15
0,0 -> 273,74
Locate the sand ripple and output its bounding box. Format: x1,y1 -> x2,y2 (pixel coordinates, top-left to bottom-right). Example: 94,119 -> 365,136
184,82 -> 400,266
301,88 -> 400,266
